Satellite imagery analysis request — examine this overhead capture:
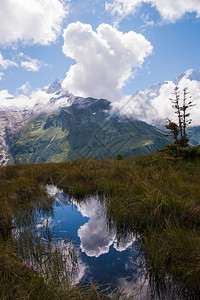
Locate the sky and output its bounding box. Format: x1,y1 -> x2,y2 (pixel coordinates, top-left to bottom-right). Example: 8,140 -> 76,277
0,0 -> 200,104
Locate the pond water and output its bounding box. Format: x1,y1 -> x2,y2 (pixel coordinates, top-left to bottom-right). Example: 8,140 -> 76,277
12,185 -> 188,299
43,185 -> 147,296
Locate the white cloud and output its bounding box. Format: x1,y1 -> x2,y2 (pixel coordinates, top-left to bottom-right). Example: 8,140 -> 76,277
0,72 -> 4,80
0,52 -> 18,70
18,52 -> 47,72
0,82 -> 72,112
62,22 -> 153,101
78,218 -> 116,257
112,74 -> 200,126
111,92 -> 155,122
151,78 -> 200,126
0,88 -> 55,110
106,0 -> 200,23
16,82 -> 32,95
0,0 -> 68,46
21,59 -> 42,72
0,90 -> 14,101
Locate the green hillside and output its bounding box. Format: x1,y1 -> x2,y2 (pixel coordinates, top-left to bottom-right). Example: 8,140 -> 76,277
9,98 -> 170,164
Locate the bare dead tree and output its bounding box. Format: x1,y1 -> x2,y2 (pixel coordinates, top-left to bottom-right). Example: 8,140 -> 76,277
167,86 -> 195,150
170,87 -> 183,138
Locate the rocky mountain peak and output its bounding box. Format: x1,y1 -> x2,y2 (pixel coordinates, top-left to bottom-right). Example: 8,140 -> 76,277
43,78 -> 63,94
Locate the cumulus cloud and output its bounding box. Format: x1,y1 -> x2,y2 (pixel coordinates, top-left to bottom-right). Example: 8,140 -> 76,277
105,0 -> 200,23
62,22 -> 153,101
0,0 -> 68,46
78,218 -> 116,257
0,52 -> 18,70
111,92 -> 155,122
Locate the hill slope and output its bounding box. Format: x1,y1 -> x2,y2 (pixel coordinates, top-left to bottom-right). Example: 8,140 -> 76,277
8,98 -> 170,164
4,68 -> 200,165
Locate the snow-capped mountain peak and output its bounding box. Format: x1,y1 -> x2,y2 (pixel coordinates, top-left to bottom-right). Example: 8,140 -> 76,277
173,69 -> 200,85
43,78 -> 63,94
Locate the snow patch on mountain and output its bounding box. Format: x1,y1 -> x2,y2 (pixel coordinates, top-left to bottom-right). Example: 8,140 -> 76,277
112,69 -> 200,127
0,78 -> 76,113
173,69 -> 200,85
0,69 -> 200,130
43,78 -> 63,94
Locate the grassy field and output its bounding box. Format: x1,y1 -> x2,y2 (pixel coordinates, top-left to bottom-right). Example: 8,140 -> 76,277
0,150 -> 200,299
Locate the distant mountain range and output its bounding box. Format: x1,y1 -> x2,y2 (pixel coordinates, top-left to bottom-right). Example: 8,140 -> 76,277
5,97 -> 169,165
0,69 -> 199,165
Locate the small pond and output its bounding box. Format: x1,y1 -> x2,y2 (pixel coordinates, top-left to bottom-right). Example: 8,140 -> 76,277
44,185 -> 147,296
12,185 -> 189,299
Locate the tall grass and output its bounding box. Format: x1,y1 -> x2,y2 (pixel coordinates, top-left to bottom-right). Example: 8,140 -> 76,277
0,151 -> 200,298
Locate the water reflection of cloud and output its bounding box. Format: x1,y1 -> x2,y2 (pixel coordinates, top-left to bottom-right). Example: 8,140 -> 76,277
113,234 -> 136,252
78,217 -> 116,257
115,247 -> 148,299
46,184 -> 63,197
52,239 -> 89,285
74,256 -> 89,285
75,196 -> 115,257
36,216 -> 53,229
74,196 -> 136,258
46,184 -> 71,207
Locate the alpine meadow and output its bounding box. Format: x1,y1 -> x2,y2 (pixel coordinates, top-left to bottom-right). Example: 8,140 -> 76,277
0,1 -> 200,299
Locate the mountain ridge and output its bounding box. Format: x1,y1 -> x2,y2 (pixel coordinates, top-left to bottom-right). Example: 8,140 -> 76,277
8,97 -> 169,164
1,69 -> 199,165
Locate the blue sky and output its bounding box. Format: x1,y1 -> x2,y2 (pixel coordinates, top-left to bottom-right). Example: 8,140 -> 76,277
0,0 -> 200,99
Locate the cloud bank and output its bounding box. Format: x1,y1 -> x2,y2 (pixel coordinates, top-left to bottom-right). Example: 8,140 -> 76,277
0,88 -> 55,110
1,70 -> 199,126
106,0 -> 200,23
112,71 -> 200,126
0,0 -> 67,46
62,22 -> 153,101
151,77 -> 200,127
